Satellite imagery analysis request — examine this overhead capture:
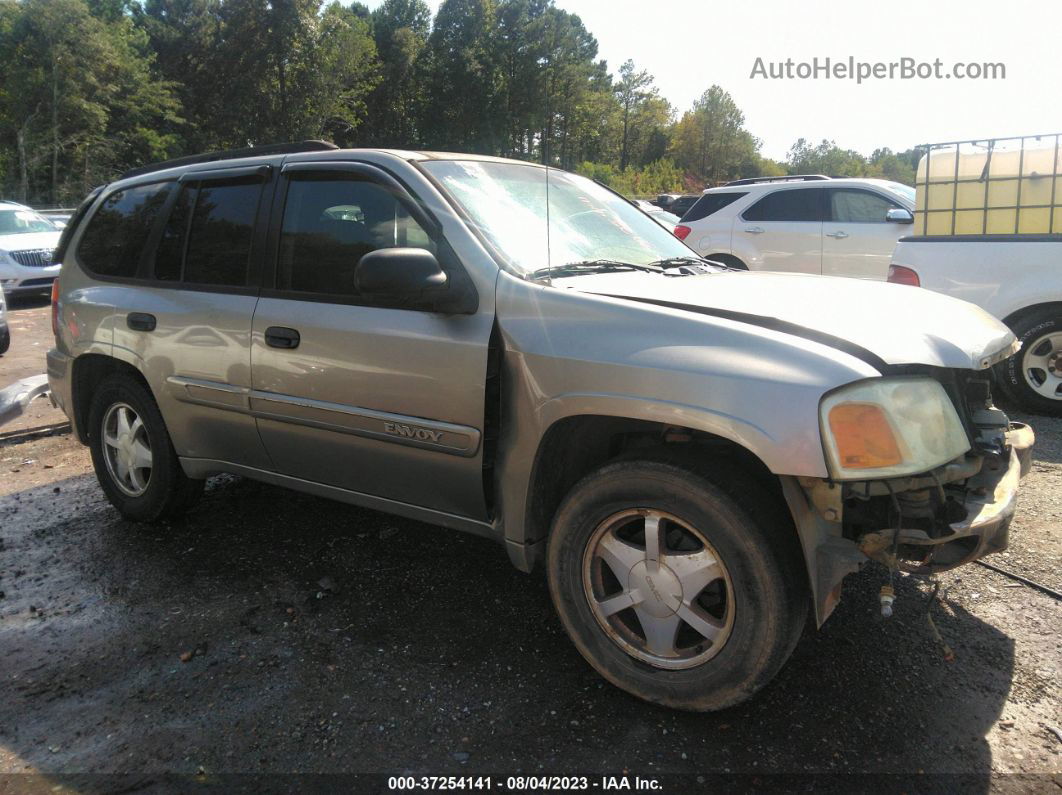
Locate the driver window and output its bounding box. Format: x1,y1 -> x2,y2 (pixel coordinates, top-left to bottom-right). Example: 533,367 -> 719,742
278,174 -> 435,296
830,190 -> 897,223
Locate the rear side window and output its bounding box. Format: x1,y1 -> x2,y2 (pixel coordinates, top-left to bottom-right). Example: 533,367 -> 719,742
742,188 -> 825,222
184,179 -> 261,285
153,178 -> 262,286
77,182 -> 172,277
681,192 -> 747,223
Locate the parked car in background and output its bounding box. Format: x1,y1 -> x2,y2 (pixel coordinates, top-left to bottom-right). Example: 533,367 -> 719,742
669,194 -> 700,219
0,201 -> 62,296
635,200 -> 681,232
0,288 -> 9,355
653,193 -> 681,210
673,176 -> 916,279
39,210 -> 73,229
50,142 -> 1032,711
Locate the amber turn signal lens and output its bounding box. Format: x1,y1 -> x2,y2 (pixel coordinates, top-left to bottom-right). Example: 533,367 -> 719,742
827,403 -> 903,469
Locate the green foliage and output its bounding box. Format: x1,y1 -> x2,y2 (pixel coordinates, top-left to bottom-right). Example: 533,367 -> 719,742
576,158 -> 684,197
0,0 -> 916,205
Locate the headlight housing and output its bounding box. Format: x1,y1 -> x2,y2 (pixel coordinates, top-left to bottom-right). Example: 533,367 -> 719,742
820,377 -> 970,480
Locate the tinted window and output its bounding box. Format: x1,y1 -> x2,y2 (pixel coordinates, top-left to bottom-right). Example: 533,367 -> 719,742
278,174 -> 435,296
829,189 -> 898,223
154,184 -> 194,281
182,179 -> 261,286
681,192 -> 747,222
77,183 -> 172,277
671,196 -> 698,217
743,188 -> 824,222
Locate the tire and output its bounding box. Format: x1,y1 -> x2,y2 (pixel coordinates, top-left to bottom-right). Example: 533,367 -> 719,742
547,453 -> 807,711
0,324 -> 9,355
997,308 -> 1062,417
87,373 -> 203,521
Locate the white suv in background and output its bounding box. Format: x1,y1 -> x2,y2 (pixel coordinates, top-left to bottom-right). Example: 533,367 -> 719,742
0,200 -> 63,297
674,176 -> 916,280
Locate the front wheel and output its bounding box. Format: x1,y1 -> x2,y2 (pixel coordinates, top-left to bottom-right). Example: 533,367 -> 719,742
547,455 -> 807,711
997,308 -> 1062,417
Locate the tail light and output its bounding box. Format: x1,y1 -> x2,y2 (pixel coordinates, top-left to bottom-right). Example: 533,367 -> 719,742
887,264 -> 920,287
50,279 -> 59,337
673,225 -> 691,240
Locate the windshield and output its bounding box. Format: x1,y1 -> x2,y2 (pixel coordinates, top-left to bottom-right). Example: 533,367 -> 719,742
0,208 -> 57,235
422,160 -> 696,277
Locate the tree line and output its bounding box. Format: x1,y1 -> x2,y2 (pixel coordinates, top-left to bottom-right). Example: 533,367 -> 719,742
0,0 -> 921,207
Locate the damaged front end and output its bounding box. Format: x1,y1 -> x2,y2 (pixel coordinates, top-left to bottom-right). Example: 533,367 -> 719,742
783,371 -> 1035,625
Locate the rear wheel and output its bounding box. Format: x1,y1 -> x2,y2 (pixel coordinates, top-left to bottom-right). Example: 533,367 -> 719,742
998,308 -> 1062,416
0,324 -> 9,355
704,253 -> 748,271
547,455 -> 807,711
88,373 -> 203,521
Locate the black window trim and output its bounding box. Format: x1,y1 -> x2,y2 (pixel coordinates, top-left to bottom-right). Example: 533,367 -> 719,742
259,159 -> 478,313
739,186 -> 827,223
825,187 -> 903,224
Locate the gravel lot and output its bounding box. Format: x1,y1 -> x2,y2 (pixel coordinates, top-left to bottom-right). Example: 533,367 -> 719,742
1,297 -> 1060,791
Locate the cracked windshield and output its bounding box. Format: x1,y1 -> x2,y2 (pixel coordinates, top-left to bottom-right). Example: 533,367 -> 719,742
422,160 -> 696,279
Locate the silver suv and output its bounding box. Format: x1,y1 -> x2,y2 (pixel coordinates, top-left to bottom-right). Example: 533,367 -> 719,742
48,142 -> 1033,710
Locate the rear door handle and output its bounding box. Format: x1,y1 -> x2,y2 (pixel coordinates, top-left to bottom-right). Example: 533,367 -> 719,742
127,312 -> 156,332
825,231 -> 849,239
265,326 -> 300,349
744,226 -> 765,234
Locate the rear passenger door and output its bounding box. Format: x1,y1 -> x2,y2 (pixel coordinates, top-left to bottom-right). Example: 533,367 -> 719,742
108,164 -> 275,470
249,161 -> 494,520
736,187 -> 825,273
822,188 -> 906,280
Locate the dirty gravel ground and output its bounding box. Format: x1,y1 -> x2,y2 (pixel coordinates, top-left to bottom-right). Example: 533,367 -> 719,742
1,299 -> 1060,792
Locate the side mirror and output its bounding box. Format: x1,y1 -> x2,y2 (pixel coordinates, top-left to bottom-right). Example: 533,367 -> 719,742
886,207 -> 914,224
355,247 -> 448,297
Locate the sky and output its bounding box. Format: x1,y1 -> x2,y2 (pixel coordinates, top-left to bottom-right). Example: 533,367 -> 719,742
364,0 -> 1062,161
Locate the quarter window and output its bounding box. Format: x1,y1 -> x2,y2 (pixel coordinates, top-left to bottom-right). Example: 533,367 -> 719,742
77,182 -> 172,277
742,188 -> 825,222
829,190 -> 899,223
277,174 -> 435,296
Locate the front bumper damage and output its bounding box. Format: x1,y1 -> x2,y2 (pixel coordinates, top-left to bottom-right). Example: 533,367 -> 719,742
858,422 -> 1034,574
782,421 -> 1035,626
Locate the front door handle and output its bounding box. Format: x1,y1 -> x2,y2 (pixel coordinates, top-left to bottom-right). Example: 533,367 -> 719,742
825,231 -> 849,239
265,326 -> 300,349
127,312 -> 156,332
744,226 -> 765,234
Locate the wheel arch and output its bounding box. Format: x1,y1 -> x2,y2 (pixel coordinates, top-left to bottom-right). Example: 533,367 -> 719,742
71,353 -> 151,444
1001,300 -> 1062,329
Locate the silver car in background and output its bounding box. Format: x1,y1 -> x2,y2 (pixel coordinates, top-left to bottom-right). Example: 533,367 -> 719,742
47,143 -> 1033,711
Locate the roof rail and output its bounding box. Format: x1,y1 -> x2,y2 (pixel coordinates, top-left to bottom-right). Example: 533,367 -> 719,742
119,140 -> 339,180
723,174 -> 831,187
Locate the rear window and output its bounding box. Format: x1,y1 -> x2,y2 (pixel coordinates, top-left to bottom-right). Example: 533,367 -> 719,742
742,187 -> 825,222
77,182 -> 173,277
681,192 -> 747,223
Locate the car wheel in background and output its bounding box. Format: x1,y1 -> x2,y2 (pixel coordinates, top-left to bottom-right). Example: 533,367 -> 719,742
0,324 -> 8,355
88,373 -> 204,521
547,453 -> 807,711
998,308 -> 1062,417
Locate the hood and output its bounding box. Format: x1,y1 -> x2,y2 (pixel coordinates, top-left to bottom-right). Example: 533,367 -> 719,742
565,270 -> 1017,371
0,231 -> 61,252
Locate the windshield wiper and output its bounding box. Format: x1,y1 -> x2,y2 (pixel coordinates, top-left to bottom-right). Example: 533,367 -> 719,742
528,259 -> 665,281
646,256 -> 733,276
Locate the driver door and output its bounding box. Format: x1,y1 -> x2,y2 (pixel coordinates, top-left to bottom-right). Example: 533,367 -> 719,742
249,161 -> 494,520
